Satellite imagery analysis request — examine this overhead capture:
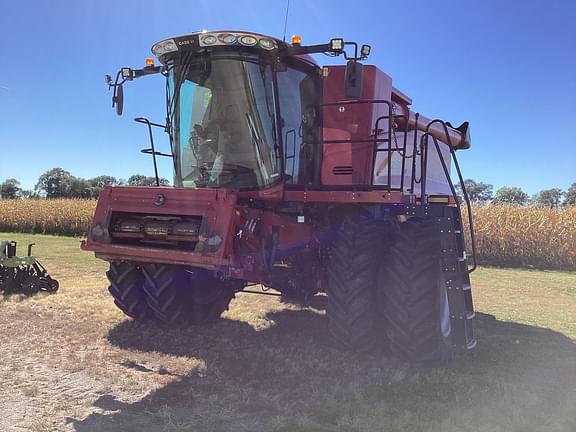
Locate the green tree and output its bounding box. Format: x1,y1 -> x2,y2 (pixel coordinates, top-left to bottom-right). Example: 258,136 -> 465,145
89,175 -> 120,188
35,168 -> 74,198
532,188 -> 564,208
0,178 -> 21,199
456,179 -> 493,202
127,174 -> 170,187
70,177 -> 97,198
20,190 -> 38,199
564,183 -> 576,206
493,186 -> 529,206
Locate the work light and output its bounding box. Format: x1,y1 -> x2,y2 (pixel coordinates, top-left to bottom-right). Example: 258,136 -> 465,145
330,38 -> 344,52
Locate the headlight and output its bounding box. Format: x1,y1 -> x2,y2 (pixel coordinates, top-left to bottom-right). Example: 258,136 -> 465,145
152,39 -> 178,56
201,34 -> 218,45
219,33 -> 237,44
258,38 -> 276,50
239,35 -> 258,46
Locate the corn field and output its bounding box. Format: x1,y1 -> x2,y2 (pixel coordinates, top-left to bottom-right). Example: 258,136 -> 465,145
0,199 -> 575,270
0,199 -> 95,237
467,205 -> 576,270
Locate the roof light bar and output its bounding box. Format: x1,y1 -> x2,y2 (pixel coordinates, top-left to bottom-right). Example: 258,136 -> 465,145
151,39 -> 178,56
195,32 -> 278,50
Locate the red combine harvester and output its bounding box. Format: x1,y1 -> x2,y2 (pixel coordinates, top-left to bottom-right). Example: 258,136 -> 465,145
82,31 -> 477,364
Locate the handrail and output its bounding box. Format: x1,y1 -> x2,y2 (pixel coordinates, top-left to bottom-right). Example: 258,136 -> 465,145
421,122 -> 478,273
134,117 -> 174,187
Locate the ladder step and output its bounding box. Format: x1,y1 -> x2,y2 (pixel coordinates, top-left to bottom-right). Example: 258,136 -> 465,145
466,339 -> 478,350
450,311 -> 475,320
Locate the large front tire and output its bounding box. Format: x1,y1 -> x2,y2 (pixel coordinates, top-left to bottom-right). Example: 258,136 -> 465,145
141,264 -> 239,325
326,219 -> 386,352
378,219 -> 453,365
107,262 -> 151,320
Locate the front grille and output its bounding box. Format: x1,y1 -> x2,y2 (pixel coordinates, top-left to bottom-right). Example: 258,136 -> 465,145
109,212 -> 203,248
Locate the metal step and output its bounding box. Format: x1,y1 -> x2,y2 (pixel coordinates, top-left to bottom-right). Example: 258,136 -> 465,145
466,339 -> 478,350
451,311 -> 475,320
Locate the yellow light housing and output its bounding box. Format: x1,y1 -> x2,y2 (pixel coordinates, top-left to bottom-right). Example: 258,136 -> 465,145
145,57 -> 155,66
291,34 -> 302,45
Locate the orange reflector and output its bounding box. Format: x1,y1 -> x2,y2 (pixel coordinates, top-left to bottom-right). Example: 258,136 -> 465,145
291,34 -> 302,45
145,57 -> 154,66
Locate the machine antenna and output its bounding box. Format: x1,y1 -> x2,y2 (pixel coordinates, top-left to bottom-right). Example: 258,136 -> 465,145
282,0 -> 290,42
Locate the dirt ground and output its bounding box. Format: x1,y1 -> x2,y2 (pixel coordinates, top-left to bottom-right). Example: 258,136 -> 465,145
0,252 -> 406,432
1,234 -> 575,432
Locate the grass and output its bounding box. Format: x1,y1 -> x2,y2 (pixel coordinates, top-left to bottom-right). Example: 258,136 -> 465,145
0,232 -> 575,431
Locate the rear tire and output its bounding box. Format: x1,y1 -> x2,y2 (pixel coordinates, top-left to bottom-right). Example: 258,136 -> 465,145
141,264 -> 238,325
378,218 -> 453,365
107,262 -> 151,320
326,218 -> 387,351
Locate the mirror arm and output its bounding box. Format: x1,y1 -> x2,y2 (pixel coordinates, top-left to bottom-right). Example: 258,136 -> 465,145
106,65 -> 165,116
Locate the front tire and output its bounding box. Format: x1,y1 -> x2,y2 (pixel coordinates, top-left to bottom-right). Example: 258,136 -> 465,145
141,264 -> 239,325
107,261 -> 151,320
326,218 -> 386,351
378,219 -> 453,365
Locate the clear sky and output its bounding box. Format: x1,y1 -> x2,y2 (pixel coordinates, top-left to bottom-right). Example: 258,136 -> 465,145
0,0 -> 575,195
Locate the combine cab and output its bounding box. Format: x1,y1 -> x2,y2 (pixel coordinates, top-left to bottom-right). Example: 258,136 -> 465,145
82,31 -> 477,364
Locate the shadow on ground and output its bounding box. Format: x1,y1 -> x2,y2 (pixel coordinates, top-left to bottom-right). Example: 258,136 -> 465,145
71,308 -> 576,432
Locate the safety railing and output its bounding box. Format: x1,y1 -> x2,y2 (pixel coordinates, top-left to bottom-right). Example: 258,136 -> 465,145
320,99 -> 477,272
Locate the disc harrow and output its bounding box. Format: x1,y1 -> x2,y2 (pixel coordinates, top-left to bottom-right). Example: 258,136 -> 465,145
0,241 -> 59,295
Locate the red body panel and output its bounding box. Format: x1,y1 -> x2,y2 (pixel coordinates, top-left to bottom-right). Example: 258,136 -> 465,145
321,66 -> 393,186
81,186 -> 314,283
81,186 -> 238,266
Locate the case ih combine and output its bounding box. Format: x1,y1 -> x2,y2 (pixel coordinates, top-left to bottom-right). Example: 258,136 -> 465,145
82,31 -> 477,364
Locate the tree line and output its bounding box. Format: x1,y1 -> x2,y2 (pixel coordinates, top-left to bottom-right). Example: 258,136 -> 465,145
455,179 -> 576,207
0,168 -> 169,199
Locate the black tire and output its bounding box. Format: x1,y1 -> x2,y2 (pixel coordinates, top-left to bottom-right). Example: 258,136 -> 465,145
326,218 -> 387,351
141,264 -> 238,325
107,261 -> 151,320
378,218 -> 453,365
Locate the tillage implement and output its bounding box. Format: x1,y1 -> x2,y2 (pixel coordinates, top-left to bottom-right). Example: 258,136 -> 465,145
0,241 -> 59,295
82,31 -> 478,365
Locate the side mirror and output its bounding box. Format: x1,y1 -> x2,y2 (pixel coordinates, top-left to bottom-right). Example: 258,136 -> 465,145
344,60 -> 363,98
113,83 -> 124,116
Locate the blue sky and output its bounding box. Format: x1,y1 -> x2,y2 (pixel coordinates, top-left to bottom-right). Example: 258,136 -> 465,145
0,0 -> 575,195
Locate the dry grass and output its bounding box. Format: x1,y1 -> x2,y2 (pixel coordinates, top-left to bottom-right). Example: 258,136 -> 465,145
0,199 -> 575,269
0,232 -> 575,431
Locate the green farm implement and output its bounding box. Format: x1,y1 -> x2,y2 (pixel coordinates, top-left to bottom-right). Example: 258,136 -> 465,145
0,241 -> 59,295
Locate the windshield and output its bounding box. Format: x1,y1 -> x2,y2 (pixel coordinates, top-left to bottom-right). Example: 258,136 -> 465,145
168,54 -> 280,189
